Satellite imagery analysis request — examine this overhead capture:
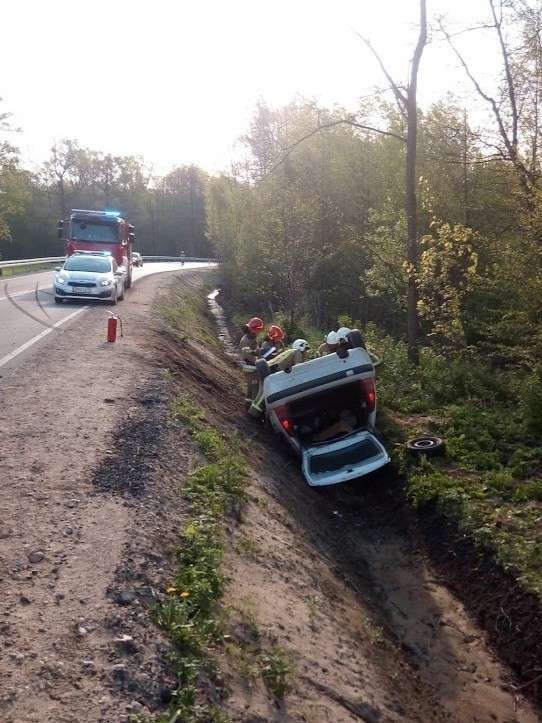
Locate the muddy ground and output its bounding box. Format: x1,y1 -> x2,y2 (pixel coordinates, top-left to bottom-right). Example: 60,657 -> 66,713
0,268 -> 540,722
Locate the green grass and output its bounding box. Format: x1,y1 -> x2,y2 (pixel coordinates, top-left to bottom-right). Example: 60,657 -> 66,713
140,283 -> 298,721
153,285 -> 542,719
0,261 -> 61,277
374,332 -> 542,598
147,396 -> 250,721
137,284 -> 251,722
260,645 -> 296,700
159,276 -> 222,350
226,304 -> 542,599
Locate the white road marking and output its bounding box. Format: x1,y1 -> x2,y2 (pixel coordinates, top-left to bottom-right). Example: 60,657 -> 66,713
0,307 -> 86,368
0,263 -> 216,368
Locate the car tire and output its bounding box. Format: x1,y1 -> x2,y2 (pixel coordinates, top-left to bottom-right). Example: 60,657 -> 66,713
407,436 -> 446,457
348,329 -> 366,349
110,291 -> 118,306
118,284 -> 124,301
256,359 -> 270,381
54,297 -> 63,304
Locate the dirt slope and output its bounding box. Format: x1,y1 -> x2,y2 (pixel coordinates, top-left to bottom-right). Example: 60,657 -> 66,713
0,269 -> 540,722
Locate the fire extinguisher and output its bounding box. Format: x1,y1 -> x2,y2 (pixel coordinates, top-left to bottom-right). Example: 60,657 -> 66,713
107,314 -> 123,342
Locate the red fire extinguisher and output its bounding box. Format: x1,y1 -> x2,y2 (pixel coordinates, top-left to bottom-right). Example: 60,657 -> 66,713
107,314 -> 123,342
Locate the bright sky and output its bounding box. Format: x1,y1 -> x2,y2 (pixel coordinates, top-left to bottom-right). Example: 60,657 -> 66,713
1,0 -> 495,176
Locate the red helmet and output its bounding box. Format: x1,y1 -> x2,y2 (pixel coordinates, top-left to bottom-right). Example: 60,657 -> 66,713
247,317 -> 264,334
267,325 -> 285,342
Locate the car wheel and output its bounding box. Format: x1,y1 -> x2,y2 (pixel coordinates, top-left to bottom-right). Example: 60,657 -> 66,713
407,436 -> 446,457
255,359 -> 271,381
54,297 -> 63,304
118,283 -> 124,301
110,290 -> 118,306
347,329 -> 366,349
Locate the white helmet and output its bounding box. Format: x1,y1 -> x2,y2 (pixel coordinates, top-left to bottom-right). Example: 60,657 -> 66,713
292,338 -> 310,352
325,331 -> 338,345
336,327 -> 351,341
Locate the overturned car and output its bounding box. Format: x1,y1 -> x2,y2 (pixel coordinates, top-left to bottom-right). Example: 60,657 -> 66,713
253,331 -> 390,487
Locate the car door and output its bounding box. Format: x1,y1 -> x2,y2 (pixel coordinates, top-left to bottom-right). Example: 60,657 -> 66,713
301,430 -> 390,487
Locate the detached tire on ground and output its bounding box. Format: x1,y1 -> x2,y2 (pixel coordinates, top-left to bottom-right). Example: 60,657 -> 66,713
347,329 -> 366,349
255,359 -> 271,381
407,436 -> 446,457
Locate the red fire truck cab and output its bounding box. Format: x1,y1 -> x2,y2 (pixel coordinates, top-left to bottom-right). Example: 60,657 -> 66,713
58,209 -> 135,288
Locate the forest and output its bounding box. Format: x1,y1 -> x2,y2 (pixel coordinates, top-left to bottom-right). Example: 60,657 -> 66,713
0,137 -> 212,263
0,0 -> 541,672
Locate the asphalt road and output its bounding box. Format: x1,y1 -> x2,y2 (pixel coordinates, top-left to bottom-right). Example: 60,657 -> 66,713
0,262 -> 214,372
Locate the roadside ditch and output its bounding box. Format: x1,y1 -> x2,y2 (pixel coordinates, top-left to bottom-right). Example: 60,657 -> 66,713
208,286 -> 542,716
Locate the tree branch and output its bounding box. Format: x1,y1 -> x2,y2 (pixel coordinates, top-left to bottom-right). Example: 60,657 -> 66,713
265,119 -> 406,178
349,26 -> 408,117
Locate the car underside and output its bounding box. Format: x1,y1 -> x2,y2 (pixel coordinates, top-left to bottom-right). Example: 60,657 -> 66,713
287,381 -> 370,444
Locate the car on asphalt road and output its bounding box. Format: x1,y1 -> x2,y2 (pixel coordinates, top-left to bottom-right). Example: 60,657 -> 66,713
131,252 -> 143,267
54,251 -> 126,304
254,330 -> 390,487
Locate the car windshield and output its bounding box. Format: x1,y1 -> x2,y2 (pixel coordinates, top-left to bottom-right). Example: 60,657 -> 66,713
64,256 -> 111,273
132,253 -> 140,258
70,222 -> 118,243
308,437 -> 381,475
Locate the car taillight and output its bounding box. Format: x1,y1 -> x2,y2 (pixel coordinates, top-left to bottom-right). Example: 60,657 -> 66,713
275,404 -> 294,436
362,378 -> 376,413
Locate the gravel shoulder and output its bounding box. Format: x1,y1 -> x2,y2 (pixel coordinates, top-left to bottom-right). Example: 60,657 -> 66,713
0,269 -> 540,722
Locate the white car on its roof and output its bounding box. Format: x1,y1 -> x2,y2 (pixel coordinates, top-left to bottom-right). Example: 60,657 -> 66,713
254,330 -> 390,487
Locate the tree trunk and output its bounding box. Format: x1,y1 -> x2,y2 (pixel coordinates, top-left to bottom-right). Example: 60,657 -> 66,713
405,0 -> 427,365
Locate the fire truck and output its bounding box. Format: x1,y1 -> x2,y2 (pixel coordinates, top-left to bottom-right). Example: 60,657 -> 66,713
58,209 -> 135,288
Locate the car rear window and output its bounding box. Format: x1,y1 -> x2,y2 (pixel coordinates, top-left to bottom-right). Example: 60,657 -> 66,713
309,438 -> 381,475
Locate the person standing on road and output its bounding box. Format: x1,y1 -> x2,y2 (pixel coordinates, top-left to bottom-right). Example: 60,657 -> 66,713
240,317 -> 265,403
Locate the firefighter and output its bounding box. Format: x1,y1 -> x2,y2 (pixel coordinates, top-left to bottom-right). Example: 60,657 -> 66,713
317,330 -> 339,356
336,327 -> 351,344
261,325 -> 285,360
269,338 -> 310,372
240,317 -> 265,403
335,326 -> 352,357
248,339 -> 310,417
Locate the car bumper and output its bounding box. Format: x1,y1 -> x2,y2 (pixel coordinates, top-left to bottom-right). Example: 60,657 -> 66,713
54,286 -> 116,301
